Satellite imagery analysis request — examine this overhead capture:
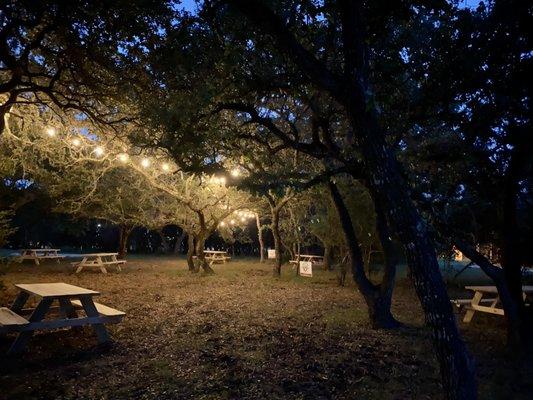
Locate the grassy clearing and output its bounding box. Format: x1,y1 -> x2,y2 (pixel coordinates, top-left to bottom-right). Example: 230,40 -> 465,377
0,257 -> 531,399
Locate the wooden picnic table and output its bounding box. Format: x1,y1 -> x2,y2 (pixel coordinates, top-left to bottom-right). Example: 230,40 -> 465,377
203,250 -> 231,265
289,254 -> 324,265
459,285 -> 533,323
18,249 -> 65,265
71,253 -> 126,274
0,282 -> 125,354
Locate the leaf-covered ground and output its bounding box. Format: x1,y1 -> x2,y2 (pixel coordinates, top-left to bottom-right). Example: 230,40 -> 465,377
0,257 -> 531,399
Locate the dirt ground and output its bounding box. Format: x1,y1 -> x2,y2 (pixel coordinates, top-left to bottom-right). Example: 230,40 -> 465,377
0,257 -> 531,399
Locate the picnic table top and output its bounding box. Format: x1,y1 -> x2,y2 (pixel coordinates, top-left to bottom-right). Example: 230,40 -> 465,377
297,254 -> 323,258
465,285 -> 533,294
204,250 -> 228,254
15,283 -> 99,298
79,253 -> 119,257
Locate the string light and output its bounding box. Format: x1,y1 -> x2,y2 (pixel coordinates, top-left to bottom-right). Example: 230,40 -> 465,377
230,219 -> 235,225
219,221 -> 226,227
162,163 -> 170,172
118,153 -> 129,163
46,127 -> 56,137
141,158 -> 151,168
94,146 -> 104,157
71,138 -> 81,146
230,168 -> 240,177
219,176 -> 226,185
240,217 -> 246,222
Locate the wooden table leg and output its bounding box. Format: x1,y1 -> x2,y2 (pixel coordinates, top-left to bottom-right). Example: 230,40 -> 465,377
79,296 -> 110,344
96,256 -> 107,274
8,297 -> 54,354
10,291 -> 30,313
463,291 -> 483,323
58,298 -> 78,319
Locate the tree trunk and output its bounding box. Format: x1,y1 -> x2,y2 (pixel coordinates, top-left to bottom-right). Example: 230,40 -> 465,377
500,157 -> 531,350
174,230 -> 186,254
256,214 -> 265,262
195,235 -> 215,274
156,229 -> 171,253
118,225 -> 132,259
186,234 -> 195,272
328,181 -> 400,329
323,244 -> 332,270
271,206 -> 282,277
351,123 -> 477,397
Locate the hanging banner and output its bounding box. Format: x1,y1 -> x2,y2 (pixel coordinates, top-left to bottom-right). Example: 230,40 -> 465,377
267,249 -> 276,259
299,261 -> 313,277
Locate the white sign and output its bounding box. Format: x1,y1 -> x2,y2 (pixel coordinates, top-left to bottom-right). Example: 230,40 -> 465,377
299,261 -> 313,277
267,249 -> 276,259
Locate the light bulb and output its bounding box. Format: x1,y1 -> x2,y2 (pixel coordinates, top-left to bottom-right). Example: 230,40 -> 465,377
219,221 -> 226,227
162,163 -> 170,171
118,153 -> 129,162
230,168 -> 240,177
230,219 -> 235,225
94,146 -> 104,157
46,127 -> 56,137
141,158 -> 150,168
72,138 -> 81,146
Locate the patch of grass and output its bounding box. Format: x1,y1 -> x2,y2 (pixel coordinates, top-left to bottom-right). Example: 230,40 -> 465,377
0,256 -> 529,399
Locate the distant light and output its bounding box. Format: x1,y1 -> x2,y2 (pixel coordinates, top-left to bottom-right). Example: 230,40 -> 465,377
46,127 -> 56,137
97,223 -> 102,228
230,219 -> 235,225
71,138 -> 81,146
230,168 -> 240,177
240,217 -> 246,222
219,176 -> 226,185
141,158 -> 150,168
162,163 -> 170,171
94,146 -> 104,157
219,221 -> 226,227
118,153 -> 129,162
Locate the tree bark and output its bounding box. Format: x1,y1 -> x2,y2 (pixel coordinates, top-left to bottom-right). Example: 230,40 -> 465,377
323,244 -> 332,271
118,225 -> 133,259
174,230 -> 186,254
195,234 -> 215,274
186,233 -> 195,272
270,205 -> 283,276
256,213 -> 265,262
328,181 -> 400,329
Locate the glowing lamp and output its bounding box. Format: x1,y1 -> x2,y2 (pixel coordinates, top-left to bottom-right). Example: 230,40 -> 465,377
230,219 -> 235,225
230,168 -> 240,177
141,158 -> 151,168
162,163 -> 170,171
94,146 -> 104,157
46,127 -> 56,137
72,138 -> 81,146
118,153 -> 129,162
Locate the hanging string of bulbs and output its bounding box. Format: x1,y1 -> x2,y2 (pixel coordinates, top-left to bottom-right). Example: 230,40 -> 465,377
44,125 -> 255,228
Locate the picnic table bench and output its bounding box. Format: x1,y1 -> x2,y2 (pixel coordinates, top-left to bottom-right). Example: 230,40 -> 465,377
17,249 -> 65,265
71,253 -> 126,274
194,250 -> 231,266
0,282 -> 125,354
453,285 -> 533,323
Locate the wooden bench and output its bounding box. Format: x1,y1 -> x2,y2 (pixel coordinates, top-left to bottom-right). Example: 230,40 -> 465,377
71,300 -> 125,318
0,307 -> 29,334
